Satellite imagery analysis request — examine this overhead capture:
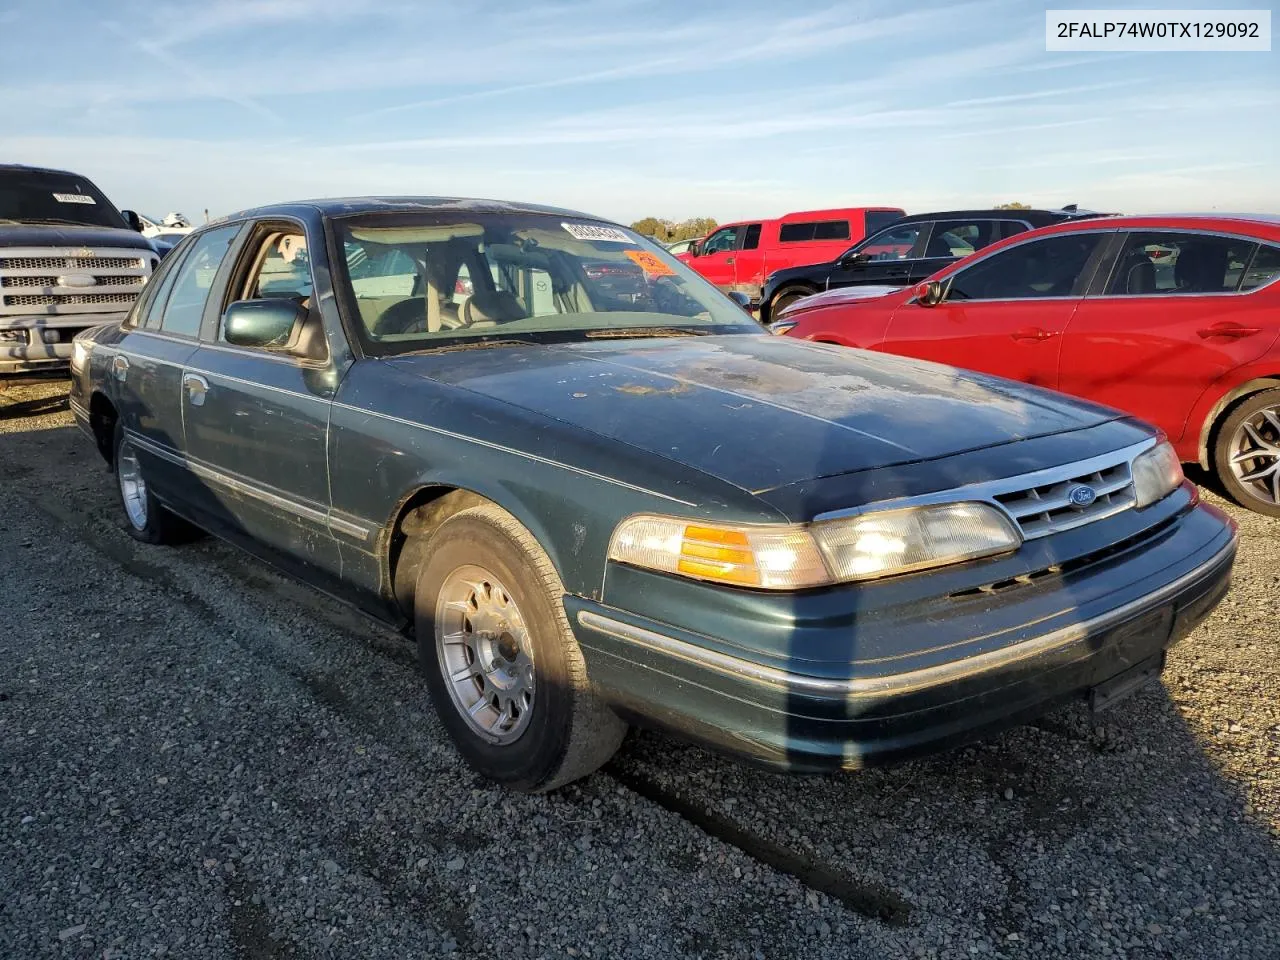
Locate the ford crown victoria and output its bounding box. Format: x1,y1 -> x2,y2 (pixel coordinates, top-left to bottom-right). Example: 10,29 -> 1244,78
70,198 -> 1237,791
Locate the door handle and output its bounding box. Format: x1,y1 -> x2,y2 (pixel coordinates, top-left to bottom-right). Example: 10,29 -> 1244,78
112,354 -> 130,382
725,256 -> 735,264
1011,327 -> 1055,341
183,373 -> 210,407
1197,323 -> 1261,339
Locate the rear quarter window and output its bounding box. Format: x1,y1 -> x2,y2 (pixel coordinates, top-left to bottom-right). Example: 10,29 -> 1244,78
779,220 -> 850,243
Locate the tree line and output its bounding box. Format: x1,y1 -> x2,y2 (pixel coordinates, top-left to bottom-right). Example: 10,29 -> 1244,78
629,217 -> 718,243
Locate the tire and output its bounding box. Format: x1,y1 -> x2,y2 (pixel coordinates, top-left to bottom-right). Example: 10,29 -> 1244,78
767,286 -> 815,323
112,423 -> 185,544
1213,387 -> 1280,517
414,505 -> 627,792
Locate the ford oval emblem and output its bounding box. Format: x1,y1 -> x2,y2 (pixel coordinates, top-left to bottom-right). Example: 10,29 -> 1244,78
56,273 -> 98,288
1068,484 -> 1097,508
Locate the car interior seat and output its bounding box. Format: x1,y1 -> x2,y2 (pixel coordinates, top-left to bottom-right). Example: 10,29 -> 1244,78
462,290 -> 527,327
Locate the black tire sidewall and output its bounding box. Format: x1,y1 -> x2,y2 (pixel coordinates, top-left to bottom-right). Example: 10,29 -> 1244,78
415,513 -> 577,790
1214,388 -> 1280,518
769,288 -> 810,322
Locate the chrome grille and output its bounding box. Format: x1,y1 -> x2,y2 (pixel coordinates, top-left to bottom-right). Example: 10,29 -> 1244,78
0,246 -> 151,315
1,275 -> 144,289
3,292 -> 137,307
993,457 -> 1137,540
0,255 -> 144,271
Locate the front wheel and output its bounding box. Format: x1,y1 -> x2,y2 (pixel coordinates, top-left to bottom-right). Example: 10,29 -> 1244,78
414,505 -> 627,792
1214,388 -> 1280,517
767,286 -> 815,323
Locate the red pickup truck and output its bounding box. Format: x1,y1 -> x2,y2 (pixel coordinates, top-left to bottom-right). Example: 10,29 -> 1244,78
681,206 -> 905,304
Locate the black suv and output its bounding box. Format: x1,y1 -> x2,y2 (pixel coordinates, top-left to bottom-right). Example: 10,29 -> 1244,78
758,206 -> 1108,322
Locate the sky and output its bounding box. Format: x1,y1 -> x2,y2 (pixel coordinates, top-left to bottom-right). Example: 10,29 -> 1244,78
1,0 -> 1276,225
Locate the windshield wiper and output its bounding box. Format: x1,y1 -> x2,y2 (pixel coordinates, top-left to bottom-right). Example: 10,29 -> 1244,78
584,327 -> 712,339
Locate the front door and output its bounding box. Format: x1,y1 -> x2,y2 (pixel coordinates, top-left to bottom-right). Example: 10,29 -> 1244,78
180,224 -> 342,573
1060,231 -> 1280,443
830,221 -> 928,290
881,230 -> 1112,389
691,224 -> 742,292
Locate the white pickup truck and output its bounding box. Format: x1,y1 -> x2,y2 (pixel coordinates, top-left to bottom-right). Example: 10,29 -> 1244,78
1,164 -> 158,378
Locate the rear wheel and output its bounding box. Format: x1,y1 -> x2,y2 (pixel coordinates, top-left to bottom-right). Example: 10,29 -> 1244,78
415,505 -> 626,791
112,422 -> 185,543
1214,387 -> 1280,517
768,286 -> 816,323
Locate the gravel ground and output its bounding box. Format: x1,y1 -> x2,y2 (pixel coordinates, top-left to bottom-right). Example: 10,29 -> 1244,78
1,378 -> 1277,960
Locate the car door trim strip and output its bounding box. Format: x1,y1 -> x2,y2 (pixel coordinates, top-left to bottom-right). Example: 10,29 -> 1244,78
123,429 -> 374,541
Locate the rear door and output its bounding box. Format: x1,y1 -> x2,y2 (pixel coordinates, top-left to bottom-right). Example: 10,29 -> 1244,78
731,222 -> 765,300
1060,231 -> 1280,442
111,225 -> 241,508
180,220 -> 344,571
691,224 -> 742,292
881,230 -> 1111,389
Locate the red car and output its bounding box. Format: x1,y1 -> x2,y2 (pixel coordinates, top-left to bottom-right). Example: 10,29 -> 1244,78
777,214 -> 1280,515
681,206 -> 904,304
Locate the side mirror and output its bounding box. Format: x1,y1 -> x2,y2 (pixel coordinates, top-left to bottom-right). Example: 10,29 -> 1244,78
839,251 -> 867,269
914,280 -> 944,307
686,243 -> 699,258
223,299 -> 306,349
726,291 -> 752,311
121,209 -> 144,232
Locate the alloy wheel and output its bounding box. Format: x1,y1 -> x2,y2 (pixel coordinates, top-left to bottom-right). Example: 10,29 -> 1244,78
117,440 -> 149,530
1227,405 -> 1280,507
435,565 -> 535,745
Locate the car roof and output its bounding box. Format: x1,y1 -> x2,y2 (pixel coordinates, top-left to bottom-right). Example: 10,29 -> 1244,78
1029,212 -> 1280,239
221,196 -> 608,223
0,162 -> 93,178
885,208 -> 1090,224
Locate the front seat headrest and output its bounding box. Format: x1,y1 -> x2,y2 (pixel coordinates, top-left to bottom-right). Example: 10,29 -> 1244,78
463,290 -> 528,326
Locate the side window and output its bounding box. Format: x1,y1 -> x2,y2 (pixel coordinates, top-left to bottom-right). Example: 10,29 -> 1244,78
1105,231 -> 1258,296
249,232 -> 314,301
1241,243 -> 1280,292
857,223 -> 926,261
155,225 -> 239,336
925,220 -> 999,259
742,223 -> 762,250
999,220 -> 1031,241
700,226 -> 740,255
813,220 -> 851,241
136,249 -> 186,329
948,234 -> 1103,301
779,220 -> 849,243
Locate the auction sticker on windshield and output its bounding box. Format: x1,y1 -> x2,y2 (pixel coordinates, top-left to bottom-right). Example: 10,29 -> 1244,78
53,193 -> 96,204
562,223 -> 633,243
625,250 -> 676,277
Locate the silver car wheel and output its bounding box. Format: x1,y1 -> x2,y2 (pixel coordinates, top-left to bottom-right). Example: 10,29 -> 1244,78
1227,405 -> 1280,506
435,565 -> 535,745
117,440 -> 149,530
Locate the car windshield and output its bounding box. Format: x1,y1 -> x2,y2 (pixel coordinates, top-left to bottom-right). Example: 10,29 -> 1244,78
0,169 -> 128,228
334,213 -> 759,353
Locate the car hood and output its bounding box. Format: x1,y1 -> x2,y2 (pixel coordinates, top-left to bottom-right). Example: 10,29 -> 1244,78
388,334 -> 1119,494
779,284 -> 904,317
0,224 -> 153,251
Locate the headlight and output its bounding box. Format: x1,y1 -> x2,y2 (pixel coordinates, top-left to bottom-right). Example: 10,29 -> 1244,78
608,503 -> 1021,590
771,321 -> 797,336
1131,441 -> 1183,508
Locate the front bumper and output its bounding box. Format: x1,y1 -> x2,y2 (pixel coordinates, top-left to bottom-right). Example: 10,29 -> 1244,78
0,314 -> 120,376
570,499 -> 1236,771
